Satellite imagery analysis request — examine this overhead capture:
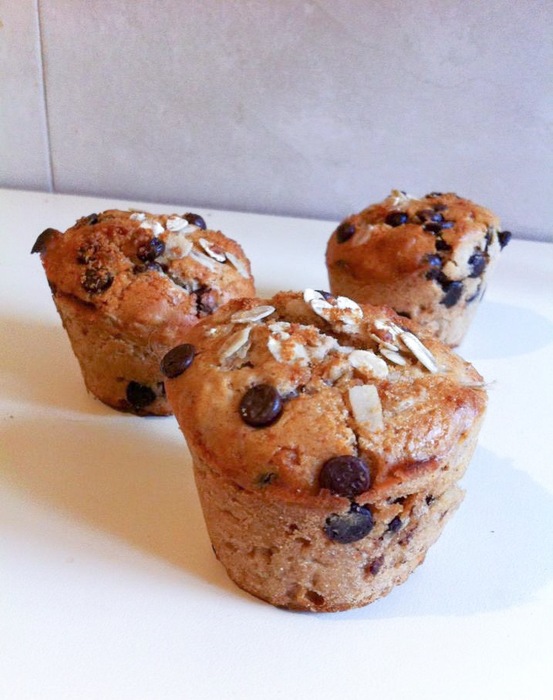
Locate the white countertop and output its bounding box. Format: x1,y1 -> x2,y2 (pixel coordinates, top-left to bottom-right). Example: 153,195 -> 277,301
1,189 -> 552,699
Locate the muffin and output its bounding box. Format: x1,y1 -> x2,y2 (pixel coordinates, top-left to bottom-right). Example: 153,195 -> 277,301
163,289 -> 487,612
31,209 -> 255,415
326,190 -> 512,346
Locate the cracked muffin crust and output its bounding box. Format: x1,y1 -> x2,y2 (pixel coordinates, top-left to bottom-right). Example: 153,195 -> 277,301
326,190 -> 511,346
164,290 -> 487,611
32,209 -> 255,415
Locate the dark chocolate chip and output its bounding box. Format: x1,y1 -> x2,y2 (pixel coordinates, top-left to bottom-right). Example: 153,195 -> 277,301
425,494 -> 435,506
432,203 -> 448,212
385,211 -> 409,227
137,237 -> 165,262
324,503 -> 374,544
133,261 -> 163,274
468,250 -> 487,277
435,238 -> 452,251
76,242 -> 99,265
319,455 -> 371,498
387,516 -> 402,533
425,254 -> 443,279
498,230 -> 512,249
184,212 -> 207,230
335,221 -> 356,243
83,213 -> 100,226
239,384 -> 283,427
426,192 -> 444,198
396,311 -> 411,319
440,280 -> 464,307
161,343 -> 195,378
194,286 -> 217,316
31,228 -> 58,254
416,209 -> 443,223
423,221 -> 443,234
126,381 -> 156,409
440,220 -> 454,229
82,267 -> 113,294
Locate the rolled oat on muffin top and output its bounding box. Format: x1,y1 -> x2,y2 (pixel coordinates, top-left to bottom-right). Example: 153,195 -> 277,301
163,289 -> 487,611
326,190 -> 511,346
32,208 -> 255,415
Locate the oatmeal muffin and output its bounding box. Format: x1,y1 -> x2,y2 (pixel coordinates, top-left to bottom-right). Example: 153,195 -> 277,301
326,190 -> 512,346
31,209 -> 255,415
163,289 -> 487,611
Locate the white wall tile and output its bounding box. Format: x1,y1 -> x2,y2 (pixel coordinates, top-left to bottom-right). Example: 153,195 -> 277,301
0,0 -> 51,191
15,2 -> 553,239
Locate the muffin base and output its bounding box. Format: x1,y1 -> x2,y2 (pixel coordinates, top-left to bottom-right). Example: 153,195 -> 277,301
191,438 -> 477,612
53,292 -> 183,415
328,265 -> 483,347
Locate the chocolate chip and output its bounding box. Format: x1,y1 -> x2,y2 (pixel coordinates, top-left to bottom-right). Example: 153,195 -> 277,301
498,230 -> 512,249
75,213 -> 100,227
387,516 -> 402,532
396,311 -> 411,319
133,261 -> 163,274
426,192 -> 444,198
425,254 -> 443,279
319,455 -> 371,498
161,343 -> 195,378
76,242 -> 99,265
324,503 -> 374,544
239,384 -> 283,427
31,228 -> 58,254
432,203 -> 448,212
439,220 -> 454,229
184,212 -> 207,230
82,267 -> 113,294
137,237 -> 165,262
385,211 -> 409,227
126,381 -> 156,409
468,251 -> 487,277
416,209 -> 443,223
335,221 -> 356,243
440,280 -> 464,307
435,238 -> 452,252
423,221 -> 443,234
194,286 -> 217,317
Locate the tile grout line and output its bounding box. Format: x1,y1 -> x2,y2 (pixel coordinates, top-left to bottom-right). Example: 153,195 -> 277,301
35,0 -> 55,192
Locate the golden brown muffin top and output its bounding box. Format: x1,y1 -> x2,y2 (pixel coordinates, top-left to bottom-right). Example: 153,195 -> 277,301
32,209 -> 255,330
164,290 -> 487,507
326,190 -> 511,285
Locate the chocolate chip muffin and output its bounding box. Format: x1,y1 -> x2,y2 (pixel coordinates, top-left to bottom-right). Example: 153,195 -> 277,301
163,289 -> 487,612
32,209 -> 255,415
326,190 -> 511,346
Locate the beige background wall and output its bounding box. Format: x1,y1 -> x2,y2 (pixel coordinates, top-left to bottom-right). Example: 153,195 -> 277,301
1,0 -> 552,241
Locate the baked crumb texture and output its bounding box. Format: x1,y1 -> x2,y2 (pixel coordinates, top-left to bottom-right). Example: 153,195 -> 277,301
32,209 -> 255,415
326,190 -> 511,346
164,290 -> 487,612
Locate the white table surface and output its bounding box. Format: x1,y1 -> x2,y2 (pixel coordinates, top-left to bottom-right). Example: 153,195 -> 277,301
1,188 -> 552,700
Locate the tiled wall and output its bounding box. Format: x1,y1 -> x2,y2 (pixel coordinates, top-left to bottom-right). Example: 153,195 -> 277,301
2,1 -> 552,241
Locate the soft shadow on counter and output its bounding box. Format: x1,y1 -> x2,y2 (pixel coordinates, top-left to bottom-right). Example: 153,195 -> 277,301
461,300 -> 553,360
314,446 -> 553,621
0,409 -> 234,590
